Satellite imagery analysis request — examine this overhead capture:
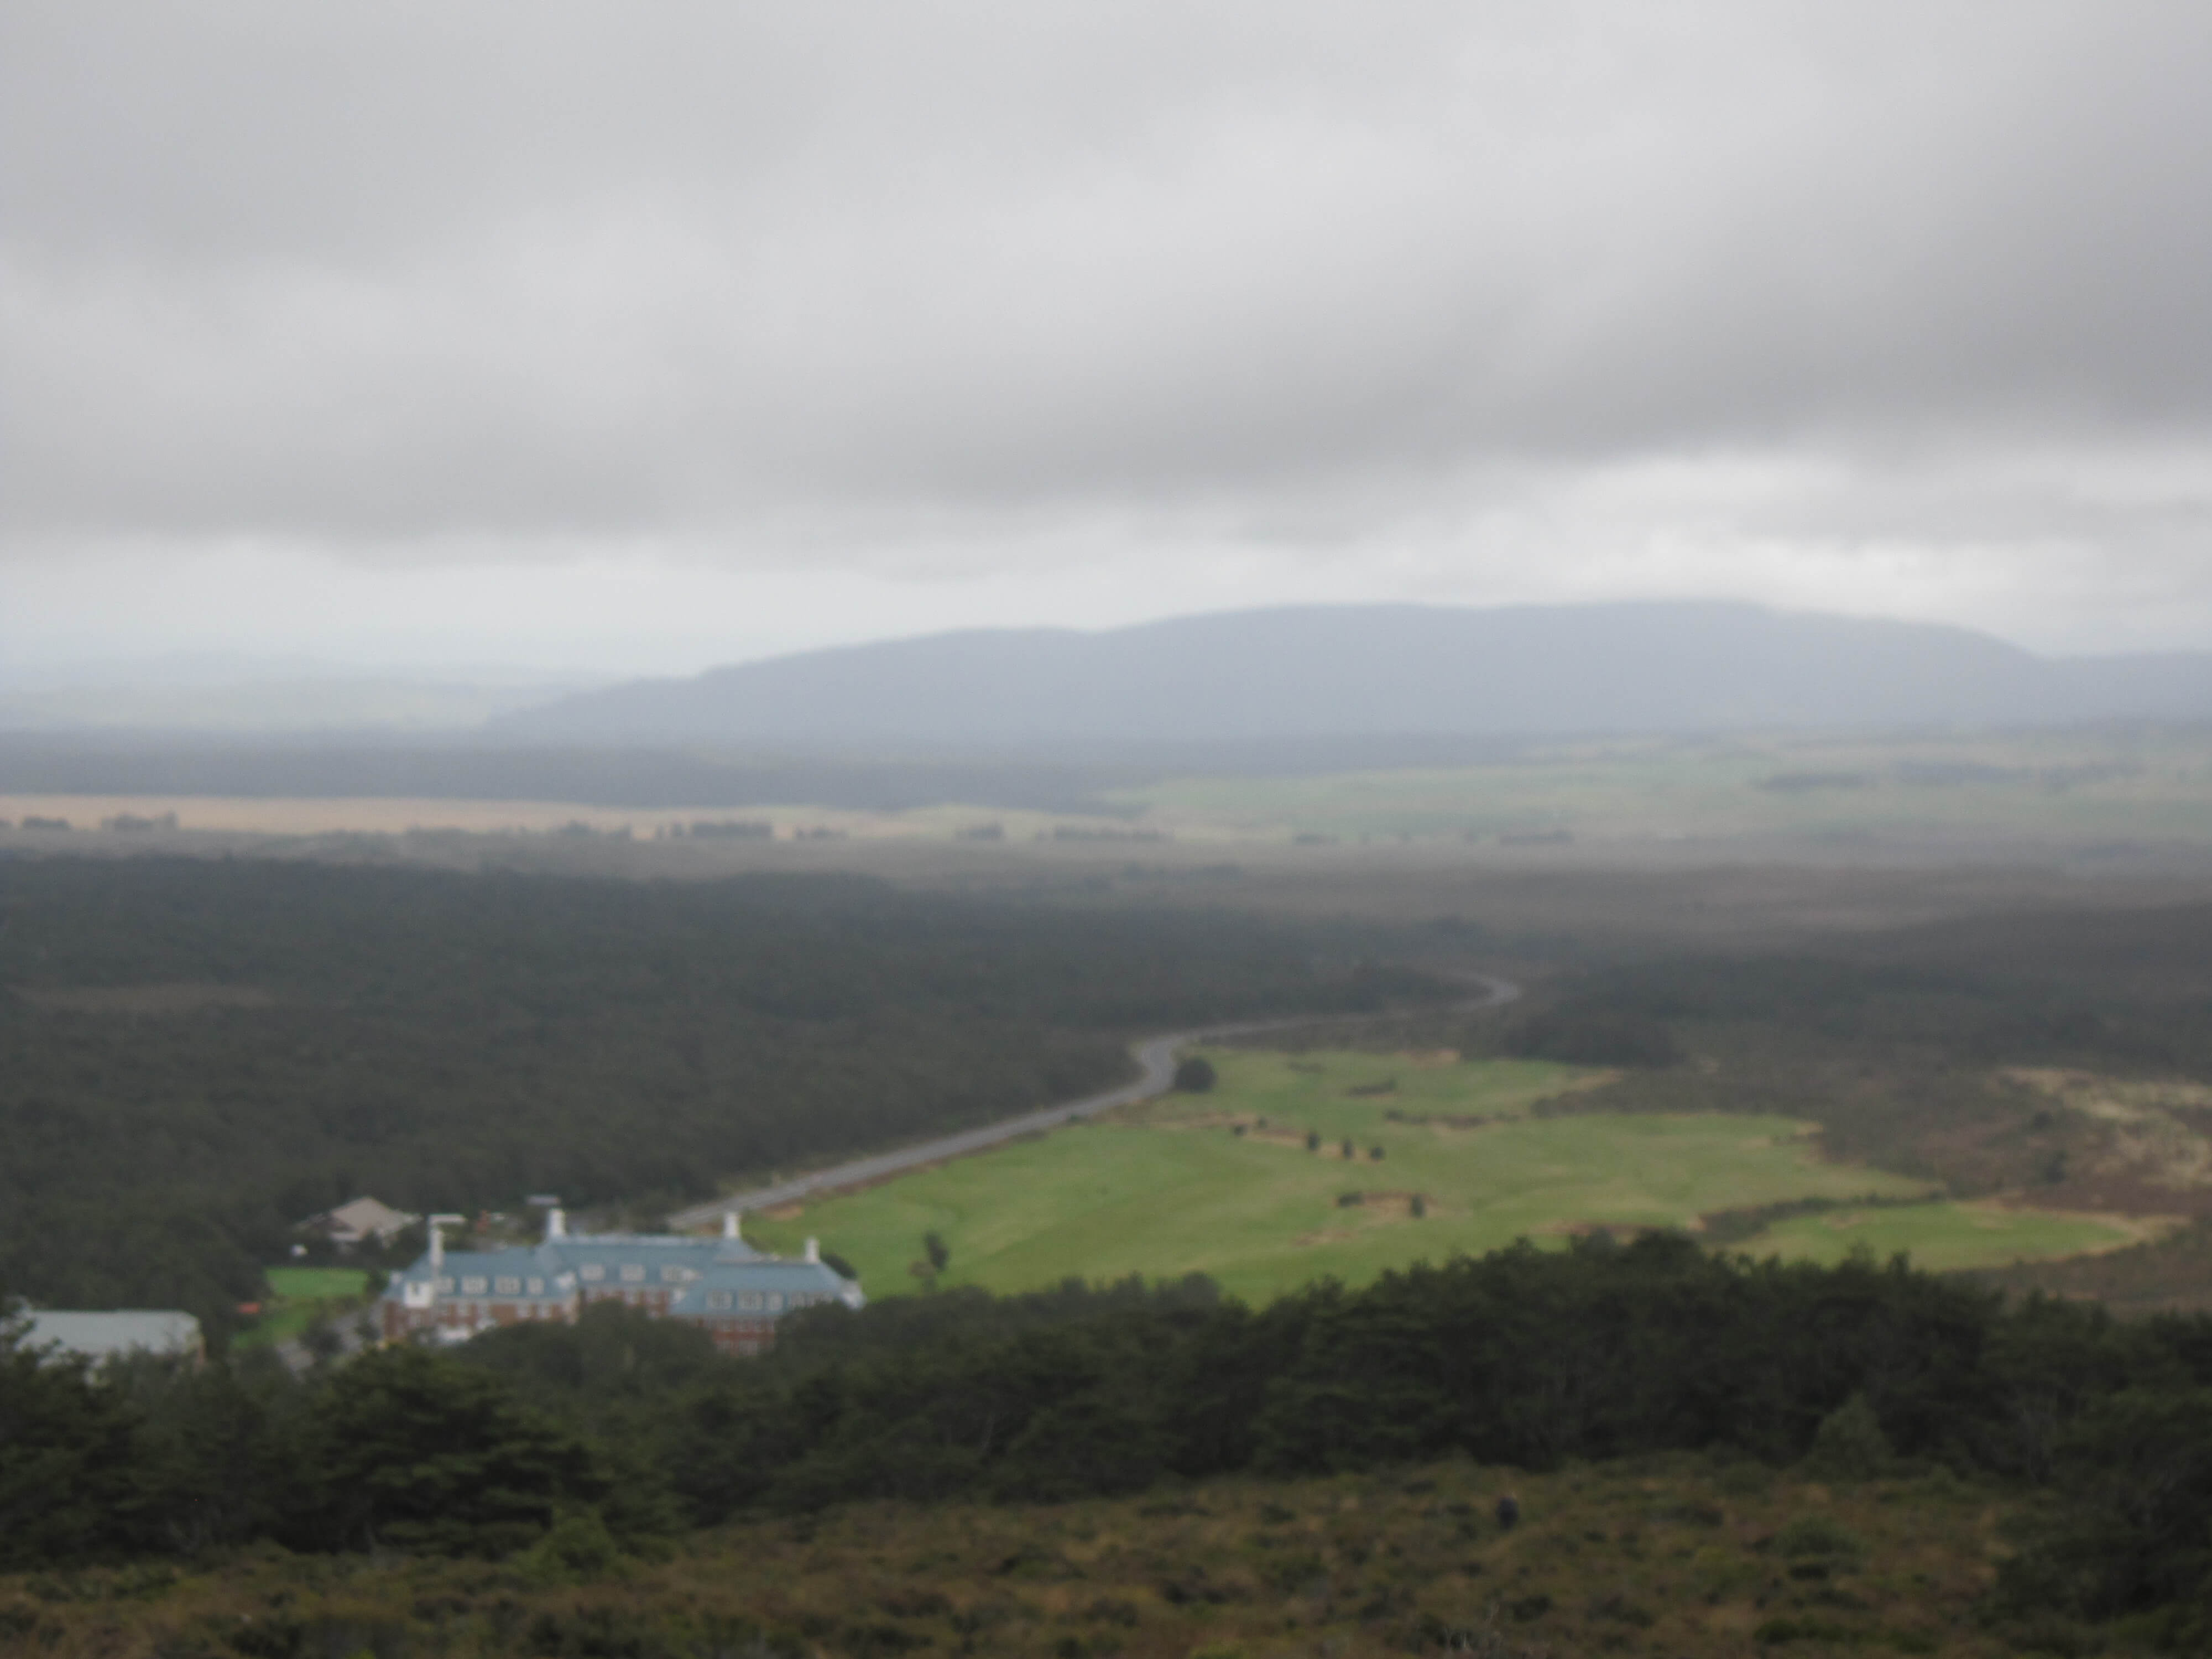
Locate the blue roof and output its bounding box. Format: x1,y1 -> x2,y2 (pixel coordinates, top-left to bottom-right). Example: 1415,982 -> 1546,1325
669,1257 -> 861,1316
382,1229 -> 855,1313
384,1244 -> 573,1301
550,1231 -> 759,1259
544,1234 -> 759,1275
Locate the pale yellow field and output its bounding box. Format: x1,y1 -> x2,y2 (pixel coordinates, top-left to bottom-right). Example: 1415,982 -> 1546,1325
0,794 -> 1109,841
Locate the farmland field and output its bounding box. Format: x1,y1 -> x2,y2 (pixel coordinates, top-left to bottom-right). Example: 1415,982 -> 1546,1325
15,727 -> 2212,857
1107,727 -> 2212,846
740,1048 -> 2131,1302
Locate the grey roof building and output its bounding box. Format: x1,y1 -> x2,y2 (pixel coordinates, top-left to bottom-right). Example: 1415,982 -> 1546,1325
20,1310 -> 205,1365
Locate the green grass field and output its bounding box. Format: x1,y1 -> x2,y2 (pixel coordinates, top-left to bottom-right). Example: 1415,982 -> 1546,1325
234,1266 -> 379,1350
264,1267 -> 378,1300
740,1049 -> 2124,1303
1735,1201 -> 2141,1272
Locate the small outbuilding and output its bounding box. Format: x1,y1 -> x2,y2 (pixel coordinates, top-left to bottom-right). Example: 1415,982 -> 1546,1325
298,1196 -> 419,1250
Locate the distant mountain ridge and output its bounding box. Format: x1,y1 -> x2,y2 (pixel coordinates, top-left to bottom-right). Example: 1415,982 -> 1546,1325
489,603 -> 2212,748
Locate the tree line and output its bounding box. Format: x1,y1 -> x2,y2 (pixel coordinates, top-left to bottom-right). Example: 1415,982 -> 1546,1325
8,1237 -> 2211,1637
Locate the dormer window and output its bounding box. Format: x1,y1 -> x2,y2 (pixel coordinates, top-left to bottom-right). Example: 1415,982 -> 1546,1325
620,1264 -> 646,1284
495,1276 -> 520,1295
580,1265 -> 604,1282
461,1276 -> 488,1295
660,1265 -> 685,1283
436,1277 -> 455,1293
526,1277 -> 545,1295
706,1290 -> 734,1311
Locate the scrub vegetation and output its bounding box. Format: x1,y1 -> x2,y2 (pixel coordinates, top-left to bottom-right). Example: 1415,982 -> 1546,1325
12,1240 -> 2212,1652
0,1457 -> 2086,1659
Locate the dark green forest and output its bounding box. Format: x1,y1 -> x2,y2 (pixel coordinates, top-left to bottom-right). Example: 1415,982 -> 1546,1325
1499,930 -> 2212,1077
0,856 -> 1433,1337
11,1240 -> 2212,1639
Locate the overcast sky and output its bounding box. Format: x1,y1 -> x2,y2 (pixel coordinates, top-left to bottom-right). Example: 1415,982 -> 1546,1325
5,2 -> 2211,679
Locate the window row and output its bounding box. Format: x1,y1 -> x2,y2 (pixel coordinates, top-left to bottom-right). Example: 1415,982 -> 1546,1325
448,1275 -> 548,1296
703,1289 -> 788,1313
575,1263 -> 691,1284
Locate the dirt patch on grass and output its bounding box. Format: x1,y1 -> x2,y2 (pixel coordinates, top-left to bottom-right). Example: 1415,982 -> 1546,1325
15,982 -> 276,1015
1337,1190 -> 1430,1220
1533,1219 -> 1652,1240
1386,1108 -> 1500,1131
1521,1068 -> 1627,1112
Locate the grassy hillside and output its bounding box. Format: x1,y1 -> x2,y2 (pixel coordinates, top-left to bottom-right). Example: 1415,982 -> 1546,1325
2,1454 -> 2094,1659
743,1050 -> 2131,1300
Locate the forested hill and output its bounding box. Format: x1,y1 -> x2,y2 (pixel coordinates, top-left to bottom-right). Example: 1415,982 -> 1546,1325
0,857 -> 1436,1337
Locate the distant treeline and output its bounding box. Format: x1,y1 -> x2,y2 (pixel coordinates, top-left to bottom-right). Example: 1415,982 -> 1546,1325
1500,954 -> 2203,1073
0,857 -> 1436,1337
11,1238 -> 2212,1636
1507,912 -> 2212,1075
0,737 -> 1124,813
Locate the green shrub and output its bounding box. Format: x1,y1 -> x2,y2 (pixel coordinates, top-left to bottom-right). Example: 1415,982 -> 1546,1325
1173,1057 -> 1218,1093
1803,1394 -> 1892,1483
514,1508 -> 628,1584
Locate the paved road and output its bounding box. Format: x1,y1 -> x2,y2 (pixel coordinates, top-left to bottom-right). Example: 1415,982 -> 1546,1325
666,973 -> 1521,1232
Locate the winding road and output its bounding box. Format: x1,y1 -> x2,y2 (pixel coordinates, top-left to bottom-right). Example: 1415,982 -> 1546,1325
666,972 -> 1521,1232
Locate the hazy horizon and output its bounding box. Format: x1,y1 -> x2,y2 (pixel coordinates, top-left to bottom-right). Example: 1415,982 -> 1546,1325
11,594 -> 2212,698
12,598 -> 2212,743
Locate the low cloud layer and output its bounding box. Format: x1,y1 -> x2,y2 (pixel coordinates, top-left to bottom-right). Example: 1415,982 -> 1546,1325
5,3 -> 2211,664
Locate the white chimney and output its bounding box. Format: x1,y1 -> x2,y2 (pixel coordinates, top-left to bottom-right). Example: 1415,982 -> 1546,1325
805,1236 -> 820,1264
722,1211 -> 741,1241
426,1213 -> 464,1274
546,1208 -> 566,1239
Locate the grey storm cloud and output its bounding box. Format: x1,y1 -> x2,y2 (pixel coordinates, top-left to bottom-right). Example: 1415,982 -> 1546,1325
3,1 -> 2211,572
